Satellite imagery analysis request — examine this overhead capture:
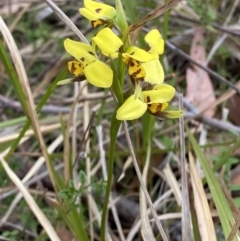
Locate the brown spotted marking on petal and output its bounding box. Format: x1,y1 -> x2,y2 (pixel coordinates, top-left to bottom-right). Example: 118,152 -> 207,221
88,51 -> 95,56
71,62 -> 76,73
68,61 -> 84,77
132,69 -> 142,78
156,103 -> 163,112
130,61 -> 135,67
148,103 -> 163,114
71,74 -> 86,82
147,96 -> 151,103
80,57 -> 85,62
128,59 -> 145,79
95,8 -> 102,13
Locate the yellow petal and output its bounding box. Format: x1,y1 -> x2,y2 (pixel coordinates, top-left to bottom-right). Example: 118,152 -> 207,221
79,8 -> 99,20
64,38 -> 96,64
84,60 -> 112,88
92,28 -> 123,55
145,29 -> 164,55
154,110 -> 183,119
123,46 -> 157,62
128,59 -> 145,79
142,84 -> 175,104
67,61 -> 84,76
116,95 -> 147,120
148,102 -> 168,114
162,110 -> 183,118
141,59 -> 164,84
81,0 -> 116,19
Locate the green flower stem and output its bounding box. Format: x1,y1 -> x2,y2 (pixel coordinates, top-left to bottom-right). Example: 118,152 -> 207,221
160,0 -> 170,66
100,116 -> 121,241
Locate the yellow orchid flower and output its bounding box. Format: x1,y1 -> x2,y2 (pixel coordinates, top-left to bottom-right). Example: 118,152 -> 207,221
79,0 -> 116,28
122,29 -> 165,85
116,84 -> 183,120
92,28 -> 123,57
60,38 -> 113,88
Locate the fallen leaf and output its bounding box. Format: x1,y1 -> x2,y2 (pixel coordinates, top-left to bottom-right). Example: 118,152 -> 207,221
186,27 -> 216,117
189,152 -> 217,241
228,94 -> 240,126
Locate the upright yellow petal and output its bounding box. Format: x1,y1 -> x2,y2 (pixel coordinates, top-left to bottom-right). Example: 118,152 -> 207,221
64,38 -> 96,64
141,59 -> 164,84
79,8 -> 99,20
84,60 -> 113,88
123,46 -> 157,62
81,0 -> 116,19
92,28 -> 123,55
116,95 -> 147,120
145,29 -> 164,55
142,84 -> 175,104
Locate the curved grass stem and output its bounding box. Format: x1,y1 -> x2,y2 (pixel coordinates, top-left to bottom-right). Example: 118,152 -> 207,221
122,121 -> 169,241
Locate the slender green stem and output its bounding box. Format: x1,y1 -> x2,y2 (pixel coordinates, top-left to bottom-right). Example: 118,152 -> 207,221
160,0 -> 170,66
100,116 -> 121,241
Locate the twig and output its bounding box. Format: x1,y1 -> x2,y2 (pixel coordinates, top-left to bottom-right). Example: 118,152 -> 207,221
0,16 -> 58,191
44,0 -> 89,44
171,14 -> 240,37
182,97 -> 240,134
0,154 -> 61,241
140,143 -> 156,240
166,41 -> 240,94
158,94 -> 240,136
194,114 -> 240,134
0,94 -> 71,114
0,163 -> 64,200
0,93 -> 112,114
179,94 -> 192,241
122,121 -> 169,241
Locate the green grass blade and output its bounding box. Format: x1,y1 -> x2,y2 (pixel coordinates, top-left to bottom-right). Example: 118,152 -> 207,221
142,113 -> 155,150
0,40 -> 27,112
187,127 -> 237,240
213,138 -> 240,172
100,112 -> 121,241
54,201 -> 89,241
5,69 -> 66,160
